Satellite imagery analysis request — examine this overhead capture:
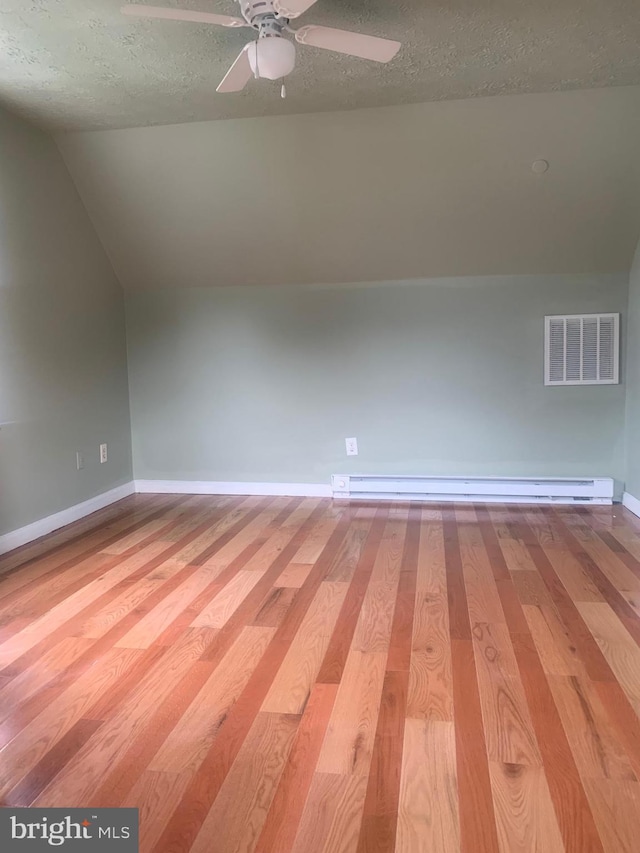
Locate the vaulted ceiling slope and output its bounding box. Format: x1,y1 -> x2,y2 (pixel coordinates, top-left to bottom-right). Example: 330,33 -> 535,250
58,86 -> 640,288
1,0 -> 639,131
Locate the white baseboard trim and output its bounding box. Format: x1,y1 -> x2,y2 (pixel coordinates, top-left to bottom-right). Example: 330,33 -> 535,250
6,476 -> 624,556
0,482 -> 136,556
622,491 -> 640,519
134,479 -> 332,498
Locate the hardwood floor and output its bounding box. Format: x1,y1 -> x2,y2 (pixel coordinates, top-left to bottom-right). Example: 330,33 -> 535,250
2,493 -> 640,852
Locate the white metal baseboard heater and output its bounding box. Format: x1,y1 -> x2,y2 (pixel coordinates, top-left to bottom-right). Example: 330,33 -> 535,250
331,475 -> 614,505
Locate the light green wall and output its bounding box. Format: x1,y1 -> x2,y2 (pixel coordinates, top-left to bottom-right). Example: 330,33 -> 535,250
625,239 -> 640,498
126,274 -> 627,489
0,108 -> 132,536
58,87 -> 640,291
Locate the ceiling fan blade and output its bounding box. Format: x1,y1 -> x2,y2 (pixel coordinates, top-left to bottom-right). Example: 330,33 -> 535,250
295,25 -> 401,63
121,5 -> 246,27
273,0 -> 319,19
216,45 -> 253,93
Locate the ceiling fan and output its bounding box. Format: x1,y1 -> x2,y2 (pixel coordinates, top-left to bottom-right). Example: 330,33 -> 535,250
121,1 -> 401,96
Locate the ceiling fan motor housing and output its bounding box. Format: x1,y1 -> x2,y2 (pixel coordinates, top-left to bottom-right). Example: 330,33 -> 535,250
239,0 -> 289,30
239,0 -> 296,80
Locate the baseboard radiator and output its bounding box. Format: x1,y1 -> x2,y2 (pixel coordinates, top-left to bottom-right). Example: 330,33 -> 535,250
331,475 -> 614,505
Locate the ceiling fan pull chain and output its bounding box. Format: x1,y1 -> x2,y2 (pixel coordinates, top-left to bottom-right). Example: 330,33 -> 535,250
281,81 -> 287,98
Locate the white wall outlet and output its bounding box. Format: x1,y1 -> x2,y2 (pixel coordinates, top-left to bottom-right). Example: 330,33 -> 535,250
76,452 -> 84,471
99,443 -> 108,464
345,437 -> 358,456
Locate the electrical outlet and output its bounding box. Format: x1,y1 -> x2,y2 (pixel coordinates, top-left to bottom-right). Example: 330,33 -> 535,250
345,437 -> 358,456
76,452 -> 84,470
100,443 -> 108,464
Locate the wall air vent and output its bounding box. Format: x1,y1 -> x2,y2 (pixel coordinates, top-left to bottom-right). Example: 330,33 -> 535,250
545,313 -> 619,386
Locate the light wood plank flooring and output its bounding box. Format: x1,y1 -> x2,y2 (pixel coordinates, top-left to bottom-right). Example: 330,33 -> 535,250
1,493 -> 640,852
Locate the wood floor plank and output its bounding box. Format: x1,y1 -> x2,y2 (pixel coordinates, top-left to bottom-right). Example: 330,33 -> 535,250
123,770 -> 191,853
2,495 -> 640,852
523,603 -> 586,676
407,512 -> 453,720
0,495 -> 181,592
551,513 -> 640,645
151,507 -> 353,853
189,499 -> 286,572
593,528 -> 640,581
289,771 -> 370,853
495,578 -> 530,635
451,637 -> 500,853
0,509 -> 227,674
3,717 -> 103,807
350,511 -> 418,853
0,636 -> 93,722
511,631 -> 604,853
582,778 -> 640,853
191,569 -> 265,629
0,542 -> 170,665
547,674 -> 637,781
316,509 -> 388,685
514,528 -> 618,683
385,506 -> 420,673
471,622 -> 542,767
522,509 -> 566,548
576,602 -> 640,716
563,525 -> 640,595
499,538 -> 538,572
77,574 -> 171,639
512,569 -> 554,606
150,626 -> 275,775
252,586 -> 298,628
396,719 -> 460,853
0,495 -> 140,575
541,547 -> 606,604
593,679 -> 640,781
292,511 -> 346,565
352,581 -> 398,654
368,517 -> 407,586
356,670 -> 409,853
460,543 -> 506,625
190,711 -> 299,853
33,627 -> 216,807
153,502 -> 249,560
474,505 -> 512,581
262,581 -> 349,714
256,683 -> 338,853
0,646 -> 142,798
277,562 -> 314,588
0,550 -> 124,624
115,563 -> 228,649
316,649 -> 387,776
325,517 -> 375,583
239,500 -> 321,573
488,761 -> 565,853
443,516 -> 472,642
90,655 -> 226,809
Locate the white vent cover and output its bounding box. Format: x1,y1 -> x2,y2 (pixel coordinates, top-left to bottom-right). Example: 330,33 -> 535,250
544,314 -> 619,386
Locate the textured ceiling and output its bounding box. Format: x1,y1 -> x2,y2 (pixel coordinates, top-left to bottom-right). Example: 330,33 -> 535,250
0,0 -> 639,130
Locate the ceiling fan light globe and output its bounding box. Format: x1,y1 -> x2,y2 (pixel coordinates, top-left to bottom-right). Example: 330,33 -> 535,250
248,38 -> 296,80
